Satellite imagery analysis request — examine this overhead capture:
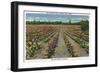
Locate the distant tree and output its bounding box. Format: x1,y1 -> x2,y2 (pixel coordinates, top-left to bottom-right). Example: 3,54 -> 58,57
69,20 -> 71,24
80,20 -> 89,31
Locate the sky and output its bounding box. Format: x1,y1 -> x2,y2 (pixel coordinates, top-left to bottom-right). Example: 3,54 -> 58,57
26,12 -> 89,23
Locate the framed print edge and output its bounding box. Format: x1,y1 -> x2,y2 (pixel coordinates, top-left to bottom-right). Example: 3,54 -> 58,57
95,7 -> 98,66
11,2 -> 18,71
11,1 -> 98,72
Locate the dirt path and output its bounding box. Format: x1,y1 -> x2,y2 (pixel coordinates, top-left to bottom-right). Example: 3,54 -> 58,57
53,30 -> 71,58
33,33 -> 57,59
32,42 -> 48,59
65,34 -> 88,57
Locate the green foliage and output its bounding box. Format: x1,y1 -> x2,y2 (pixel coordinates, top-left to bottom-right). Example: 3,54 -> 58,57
80,20 -> 89,31
47,48 -> 55,58
26,42 -> 42,58
69,20 -> 71,24
26,21 -> 64,25
26,19 -> 89,27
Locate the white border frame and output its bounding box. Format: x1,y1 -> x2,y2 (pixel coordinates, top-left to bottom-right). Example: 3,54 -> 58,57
18,5 -> 96,69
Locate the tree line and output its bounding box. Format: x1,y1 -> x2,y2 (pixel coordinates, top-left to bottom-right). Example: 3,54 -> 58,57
26,20 -> 89,31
